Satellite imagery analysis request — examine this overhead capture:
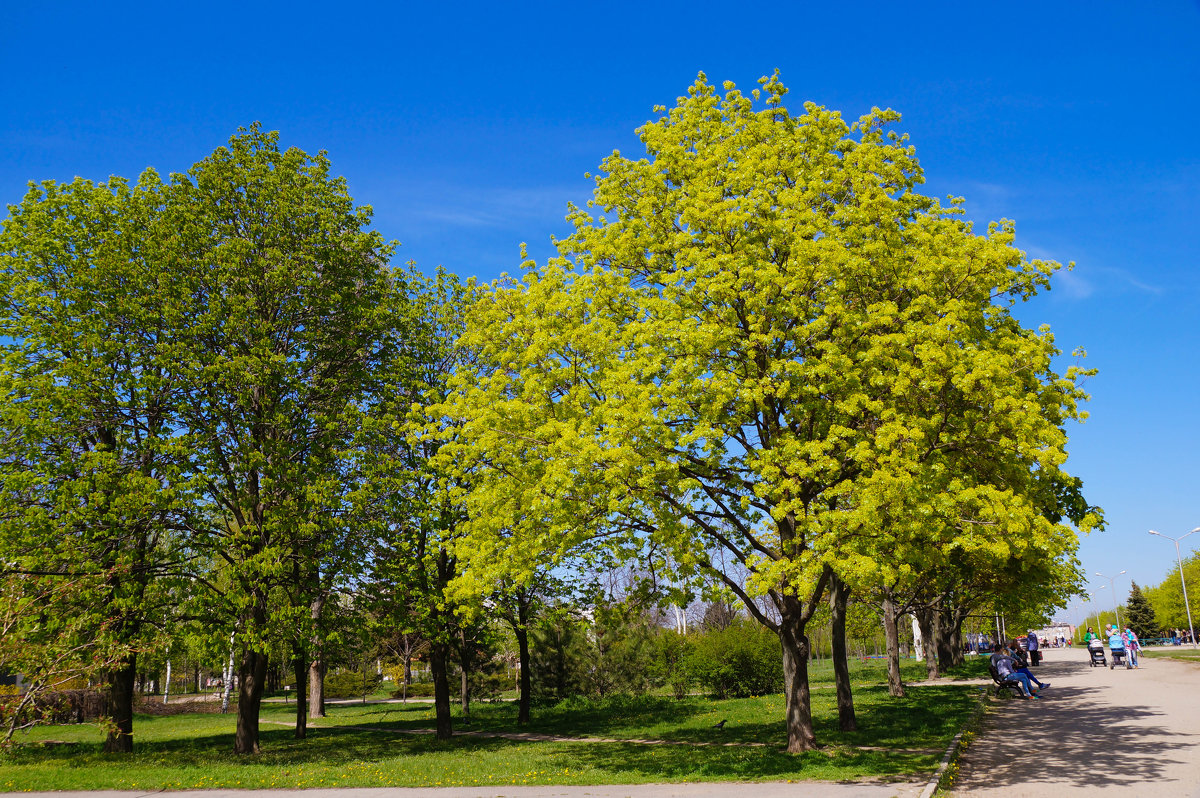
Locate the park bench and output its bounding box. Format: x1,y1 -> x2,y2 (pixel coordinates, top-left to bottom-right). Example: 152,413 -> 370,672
987,662 -> 1027,699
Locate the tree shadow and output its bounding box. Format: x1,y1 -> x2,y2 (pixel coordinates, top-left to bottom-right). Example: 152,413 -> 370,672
956,660 -> 1197,790
553,741 -> 932,781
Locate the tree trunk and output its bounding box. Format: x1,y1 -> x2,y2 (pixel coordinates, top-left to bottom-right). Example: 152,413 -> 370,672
516,604 -> 531,726
881,590 -> 906,698
828,575 -> 856,731
103,654 -> 137,753
949,607 -> 969,667
233,647 -> 269,754
308,658 -> 326,718
430,640 -> 453,741
293,646 -> 308,739
935,605 -> 959,671
458,628 -> 473,718
779,602 -> 817,753
220,637 -> 235,713
308,596 -> 326,718
915,606 -> 939,680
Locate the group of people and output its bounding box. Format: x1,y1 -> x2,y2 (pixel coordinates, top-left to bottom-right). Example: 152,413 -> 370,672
990,636 -> 1050,699
1082,624 -> 1141,668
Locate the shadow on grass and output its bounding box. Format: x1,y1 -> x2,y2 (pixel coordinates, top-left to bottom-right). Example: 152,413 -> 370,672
3,677 -> 975,785
817,685 -> 979,748
554,741 -> 933,781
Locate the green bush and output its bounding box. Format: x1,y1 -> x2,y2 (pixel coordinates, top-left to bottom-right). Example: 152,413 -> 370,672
390,681 -> 435,698
651,630 -> 695,699
323,670 -> 381,699
530,601 -> 662,700
585,601 -> 658,697
686,619 -> 783,698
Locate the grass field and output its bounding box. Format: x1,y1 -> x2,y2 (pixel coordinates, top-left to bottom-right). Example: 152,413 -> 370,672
1142,647 -> 1200,661
0,658 -> 986,791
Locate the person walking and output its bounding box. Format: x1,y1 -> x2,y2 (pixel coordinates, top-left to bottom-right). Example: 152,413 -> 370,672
1125,627 -> 1141,668
1108,625 -> 1131,669
1027,630 -> 1040,665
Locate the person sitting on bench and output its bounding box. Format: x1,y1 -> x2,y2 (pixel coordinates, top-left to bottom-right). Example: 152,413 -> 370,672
990,642 -> 1040,699
1008,639 -> 1049,689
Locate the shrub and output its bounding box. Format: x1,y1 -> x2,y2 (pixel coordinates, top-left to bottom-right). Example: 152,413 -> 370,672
390,681 -> 435,698
651,630 -> 695,699
687,619 -> 782,698
323,670 -> 381,699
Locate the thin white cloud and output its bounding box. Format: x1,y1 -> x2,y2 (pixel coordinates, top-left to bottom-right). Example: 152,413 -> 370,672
380,182 -> 586,231
1052,267 -> 1095,300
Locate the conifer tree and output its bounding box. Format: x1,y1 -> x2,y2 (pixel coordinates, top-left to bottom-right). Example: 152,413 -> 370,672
1126,582 -> 1157,638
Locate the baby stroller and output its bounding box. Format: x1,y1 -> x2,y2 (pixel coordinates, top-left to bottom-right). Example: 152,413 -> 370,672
1110,645 -> 1130,669
1088,638 -> 1107,667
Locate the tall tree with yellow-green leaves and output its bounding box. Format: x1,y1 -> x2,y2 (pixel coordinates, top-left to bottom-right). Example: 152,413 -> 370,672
440,73 -> 1097,752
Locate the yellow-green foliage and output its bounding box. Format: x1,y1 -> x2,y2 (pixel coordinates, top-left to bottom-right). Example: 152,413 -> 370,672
443,72 -> 1094,605
437,73 -> 1097,747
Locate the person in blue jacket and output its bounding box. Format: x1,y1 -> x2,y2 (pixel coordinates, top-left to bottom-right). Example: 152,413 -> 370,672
1107,626 -> 1131,668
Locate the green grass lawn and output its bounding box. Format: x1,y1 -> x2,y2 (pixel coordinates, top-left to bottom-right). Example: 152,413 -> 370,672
1141,647 -> 1200,661
0,659 -> 981,791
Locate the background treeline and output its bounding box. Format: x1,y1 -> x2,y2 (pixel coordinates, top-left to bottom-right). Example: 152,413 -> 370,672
2,76 -> 1102,757
1079,562 -> 1199,640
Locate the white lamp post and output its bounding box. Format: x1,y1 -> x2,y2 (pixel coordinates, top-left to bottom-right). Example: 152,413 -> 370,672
1073,601 -> 1087,633
1086,591 -> 1101,632
1096,570 -> 1127,632
1149,527 -> 1200,649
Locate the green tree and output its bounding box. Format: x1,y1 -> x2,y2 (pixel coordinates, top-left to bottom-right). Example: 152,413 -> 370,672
0,172 -> 195,752
441,73 -> 1096,751
361,268 -> 475,741
164,126 -> 399,753
1146,552 -> 1200,634
530,609 -> 590,700
1125,582 -> 1156,638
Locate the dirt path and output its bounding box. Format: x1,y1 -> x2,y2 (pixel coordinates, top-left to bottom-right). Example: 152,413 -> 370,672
950,646 -> 1200,796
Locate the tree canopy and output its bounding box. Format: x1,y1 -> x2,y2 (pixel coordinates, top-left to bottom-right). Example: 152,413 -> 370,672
439,72 -> 1098,751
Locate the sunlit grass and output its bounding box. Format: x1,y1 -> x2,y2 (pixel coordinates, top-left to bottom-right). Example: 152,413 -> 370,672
0,659 -> 978,790
1142,648 -> 1200,661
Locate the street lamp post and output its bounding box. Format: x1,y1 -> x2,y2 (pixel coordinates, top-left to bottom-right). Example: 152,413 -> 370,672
1149,527 -> 1200,649
1095,570 -> 1127,632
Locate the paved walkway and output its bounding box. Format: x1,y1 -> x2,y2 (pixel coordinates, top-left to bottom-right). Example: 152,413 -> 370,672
951,646 -> 1200,797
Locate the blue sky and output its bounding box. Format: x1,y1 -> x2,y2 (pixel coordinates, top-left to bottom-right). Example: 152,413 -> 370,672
3,1 -> 1197,618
